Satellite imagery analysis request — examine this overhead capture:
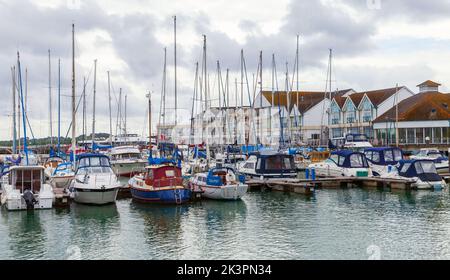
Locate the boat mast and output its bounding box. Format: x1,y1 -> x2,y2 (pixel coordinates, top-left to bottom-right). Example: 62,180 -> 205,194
395,83 -> 399,147
58,58 -> 61,153
190,62 -> 199,145
286,62 -> 292,145
124,93 -> 127,143
202,35 -> 210,162
108,71 -> 113,147
148,91 -> 152,147
17,52 -> 28,165
92,59 -> 97,149
11,66 -> 17,154
173,15 -> 178,126
259,51 -> 263,146
82,76 -> 86,142
48,49 -> 53,146
71,24 -> 76,164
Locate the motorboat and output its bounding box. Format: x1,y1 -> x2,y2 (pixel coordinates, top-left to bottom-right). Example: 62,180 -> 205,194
381,159 -> 446,190
209,153 -> 247,169
44,156 -> 65,178
110,146 -> 147,177
238,151 -> 297,180
364,147 -> 403,176
70,153 -> 120,205
342,134 -> 373,151
410,148 -> 449,174
128,159 -> 191,204
308,150 -> 372,178
188,167 -> 248,200
49,162 -> 75,189
1,165 -> 54,210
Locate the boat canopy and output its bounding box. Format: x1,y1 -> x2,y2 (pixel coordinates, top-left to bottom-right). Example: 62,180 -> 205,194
53,162 -> 73,176
76,153 -> 111,169
398,159 -> 442,182
206,167 -> 245,186
330,150 -> 369,168
364,147 -> 403,166
253,153 -> 296,174
345,134 -> 369,142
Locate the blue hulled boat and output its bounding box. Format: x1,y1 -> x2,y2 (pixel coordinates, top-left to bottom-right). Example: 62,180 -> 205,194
128,158 -> 191,204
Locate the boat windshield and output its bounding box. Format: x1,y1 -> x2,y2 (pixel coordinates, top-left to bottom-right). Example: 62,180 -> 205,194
79,156 -> 110,168
384,149 -> 402,162
349,154 -> 367,168
112,153 -> 141,160
77,166 -> 112,175
265,156 -> 295,170
346,134 -> 368,142
415,161 -> 437,174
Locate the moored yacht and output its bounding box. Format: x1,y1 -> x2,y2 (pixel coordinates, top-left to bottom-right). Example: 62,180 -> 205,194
70,153 -> 120,205
128,159 -> 191,204
410,148 -> 449,174
238,151 -> 297,180
188,167 -> 248,200
381,159 -> 446,190
308,150 -> 372,178
1,166 -> 54,210
110,146 -> 147,177
364,147 -> 403,176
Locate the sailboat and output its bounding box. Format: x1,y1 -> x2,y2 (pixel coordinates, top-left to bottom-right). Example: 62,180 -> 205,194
1,52 -> 54,210
45,58 -> 75,188
70,59 -> 120,205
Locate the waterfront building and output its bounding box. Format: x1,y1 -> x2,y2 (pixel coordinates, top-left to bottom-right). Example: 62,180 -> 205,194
373,80 -> 450,150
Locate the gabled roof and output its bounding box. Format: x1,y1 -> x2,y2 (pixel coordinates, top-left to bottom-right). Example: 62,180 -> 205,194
417,80 -> 441,87
261,89 -> 352,113
373,91 -> 450,123
354,87 -> 401,107
333,96 -> 347,109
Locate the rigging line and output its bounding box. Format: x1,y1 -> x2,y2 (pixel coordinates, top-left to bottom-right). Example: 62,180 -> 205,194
64,71 -> 94,139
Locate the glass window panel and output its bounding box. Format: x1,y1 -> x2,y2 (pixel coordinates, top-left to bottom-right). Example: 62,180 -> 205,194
350,154 -> 365,168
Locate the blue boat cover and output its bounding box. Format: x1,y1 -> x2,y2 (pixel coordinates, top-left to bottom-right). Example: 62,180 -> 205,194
364,147 -> 403,165
331,150 -> 369,168
398,159 -> 442,181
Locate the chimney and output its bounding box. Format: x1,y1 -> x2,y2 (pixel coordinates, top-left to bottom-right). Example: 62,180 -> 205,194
417,80 -> 441,93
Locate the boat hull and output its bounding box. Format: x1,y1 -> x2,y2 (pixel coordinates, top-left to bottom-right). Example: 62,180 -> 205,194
201,184 -> 248,200
50,175 -> 74,188
1,185 -> 54,211
130,186 -> 191,204
73,187 -> 119,205
111,161 -> 146,177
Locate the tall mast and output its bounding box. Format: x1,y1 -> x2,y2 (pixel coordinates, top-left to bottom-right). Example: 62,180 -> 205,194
259,51 -> 263,145
92,59 -> 97,148
395,83 -> 399,147
11,66 -> 17,154
71,24 -> 76,163
240,49 -> 244,107
173,15 -> 178,126
18,69 -> 21,152
82,76 -> 86,142
108,71 -> 113,146
25,68 -> 28,121
163,48 -> 167,130
48,49 -> 53,146
124,93 -> 128,142
190,62 -> 199,145
202,35 -> 210,161
17,52 -> 28,165
148,91 -> 152,147
286,62 -> 292,144
58,58 -> 61,153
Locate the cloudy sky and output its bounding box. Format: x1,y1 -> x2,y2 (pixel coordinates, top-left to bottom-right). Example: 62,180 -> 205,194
1,0 -> 450,140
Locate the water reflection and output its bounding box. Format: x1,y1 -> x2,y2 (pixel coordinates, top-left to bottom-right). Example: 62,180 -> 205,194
4,211 -> 47,260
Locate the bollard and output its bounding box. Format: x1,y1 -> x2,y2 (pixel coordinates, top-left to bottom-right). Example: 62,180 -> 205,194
311,168 -> 316,181
305,168 -> 310,180
387,165 -> 392,173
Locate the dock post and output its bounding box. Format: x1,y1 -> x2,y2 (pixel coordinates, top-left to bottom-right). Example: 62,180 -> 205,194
311,168 -> 316,181
305,168 -> 310,180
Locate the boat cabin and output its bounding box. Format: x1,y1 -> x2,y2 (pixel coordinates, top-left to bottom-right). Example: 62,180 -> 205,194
9,166 -> 45,193
75,154 -> 112,174
364,147 -> 403,166
110,146 -> 142,160
144,165 -> 183,188
415,149 -> 448,161
329,150 -> 370,168
247,152 -> 297,175
44,156 -> 65,169
398,159 -> 441,181
343,134 -> 373,150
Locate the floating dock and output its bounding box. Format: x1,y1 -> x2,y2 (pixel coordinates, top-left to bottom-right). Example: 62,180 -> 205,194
246,176 -> 428,192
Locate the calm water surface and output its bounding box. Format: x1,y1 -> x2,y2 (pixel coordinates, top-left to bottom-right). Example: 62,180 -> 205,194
1,181 -> 450,260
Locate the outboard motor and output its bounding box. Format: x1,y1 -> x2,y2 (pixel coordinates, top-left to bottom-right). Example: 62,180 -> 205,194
23,189 -> 37,210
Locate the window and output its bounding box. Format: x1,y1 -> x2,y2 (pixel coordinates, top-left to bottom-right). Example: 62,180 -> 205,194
384,150 -> 394,162
244,163 -> 255,169
407,129 -> 415,144
282,157 -> 294,169
372,152 -> 380,163
364,151 -> 372,161
256,159 -> 262,170
266,157 -> 282,170
338,156 -> 346,166
147,170 -> 154,180
330,154 -> 339,164
415,161 -> 437,174
349,154 -> 366,168
165,170 -> 175,177
433,127 -> 442,144
400,163 -> 411,174
393,150 -> 402,161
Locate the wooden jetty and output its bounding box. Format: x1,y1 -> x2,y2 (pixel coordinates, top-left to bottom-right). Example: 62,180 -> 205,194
247,176 -> 419,193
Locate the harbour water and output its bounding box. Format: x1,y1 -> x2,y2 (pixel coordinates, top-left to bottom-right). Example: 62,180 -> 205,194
1,180 -> 450,260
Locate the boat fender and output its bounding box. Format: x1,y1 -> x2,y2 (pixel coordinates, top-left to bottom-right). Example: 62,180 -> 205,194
23,189 -> 37,210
